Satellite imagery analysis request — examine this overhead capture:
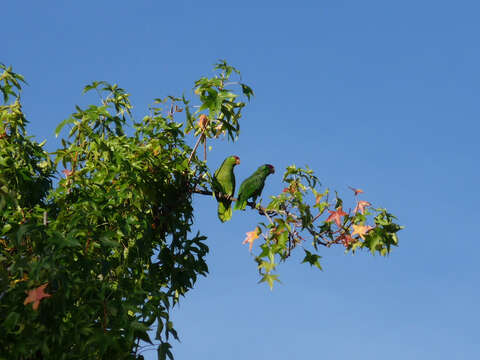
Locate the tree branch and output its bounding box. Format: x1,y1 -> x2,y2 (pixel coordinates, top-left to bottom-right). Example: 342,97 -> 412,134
192,188 -> 277,216
192,189 -> 336,249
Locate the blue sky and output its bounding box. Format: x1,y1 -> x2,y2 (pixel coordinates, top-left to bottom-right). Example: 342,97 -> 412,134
4,0 -> 480,358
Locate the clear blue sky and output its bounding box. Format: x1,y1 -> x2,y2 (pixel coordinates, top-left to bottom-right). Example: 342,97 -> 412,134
4,1 -> 479,358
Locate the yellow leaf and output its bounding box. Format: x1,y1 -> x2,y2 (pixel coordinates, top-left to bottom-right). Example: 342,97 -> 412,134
243,228 -> 260,252
352,224 -> 373,240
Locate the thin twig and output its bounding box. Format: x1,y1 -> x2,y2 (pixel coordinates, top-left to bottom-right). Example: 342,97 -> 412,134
263,207 -> 274,225
203,137 -> 207,161
187,133 -> 204,165
311,212 -> 323,223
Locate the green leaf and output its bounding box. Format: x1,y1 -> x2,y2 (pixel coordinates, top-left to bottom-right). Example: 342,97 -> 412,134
258,274 -> 281,290
258,260 -> 276,273
301,249 -> 323,270
3,312 -> 20,331
158,342 -> 174,360
1,223 -> 12,234
54,117 -> 75,137
240,83 -> 254,100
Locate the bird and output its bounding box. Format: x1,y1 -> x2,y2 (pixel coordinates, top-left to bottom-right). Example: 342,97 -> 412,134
212,155 -> 241,222
234,164 -> 275,211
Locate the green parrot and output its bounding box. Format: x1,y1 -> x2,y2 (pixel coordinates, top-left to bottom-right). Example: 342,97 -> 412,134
234,164 -> 275,211
212,155 -> 241,222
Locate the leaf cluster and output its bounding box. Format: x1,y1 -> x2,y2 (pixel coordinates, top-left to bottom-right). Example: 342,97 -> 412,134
251,165 -> 403,289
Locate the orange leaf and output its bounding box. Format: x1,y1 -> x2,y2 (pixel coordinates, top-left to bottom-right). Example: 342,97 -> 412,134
352,224 -> 373,240
326,207 -> 348,227
349,187 -> 364,196
24,283 -> 51,311
354,200 -> 371,215
243,228 -> 260,252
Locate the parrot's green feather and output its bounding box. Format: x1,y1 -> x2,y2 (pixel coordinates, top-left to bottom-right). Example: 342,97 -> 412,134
212,156 -> 239,222
234,164 -> 274,211
217,201 -> 232,222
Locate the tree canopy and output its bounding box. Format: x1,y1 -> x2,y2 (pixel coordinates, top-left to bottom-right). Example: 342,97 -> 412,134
0,61 -> 402,359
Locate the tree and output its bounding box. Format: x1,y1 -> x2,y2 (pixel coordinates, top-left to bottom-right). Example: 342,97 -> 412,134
0,61 -> 402,359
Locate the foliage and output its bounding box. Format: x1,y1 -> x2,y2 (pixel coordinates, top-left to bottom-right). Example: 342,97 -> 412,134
253,167 -> 402,289
0,61 -> 402,358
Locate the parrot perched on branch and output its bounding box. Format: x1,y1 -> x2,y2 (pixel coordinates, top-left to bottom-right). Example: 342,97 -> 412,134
234,164 -> 275,211
212,155 -> 241,222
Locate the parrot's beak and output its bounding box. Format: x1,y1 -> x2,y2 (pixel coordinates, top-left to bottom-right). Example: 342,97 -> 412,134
236,158 -> 241,165
271,166 -> 275,174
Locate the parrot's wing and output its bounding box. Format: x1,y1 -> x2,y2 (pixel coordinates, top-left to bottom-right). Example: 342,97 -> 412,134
213,159 -> 230,196
234,173 -> 265,210
213,157 -> 236,221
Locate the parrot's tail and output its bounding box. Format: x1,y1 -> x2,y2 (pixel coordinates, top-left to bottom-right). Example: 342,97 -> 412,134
233,199 -> 247,211
218,201 -> 232,222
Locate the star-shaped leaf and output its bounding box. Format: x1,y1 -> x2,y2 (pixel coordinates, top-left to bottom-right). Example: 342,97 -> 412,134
302,249 -> 323,270
354,200 -> 371,214
258,273 -> 281,290
243,227 -> 260,252
326,207 -> 348,227
352,224 -> 373,240
24,283 -> 51,311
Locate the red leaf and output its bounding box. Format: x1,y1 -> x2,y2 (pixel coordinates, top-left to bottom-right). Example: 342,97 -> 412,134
326,207 -> 348,227
349,187 -> 364,196
354,200 -> 371,215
